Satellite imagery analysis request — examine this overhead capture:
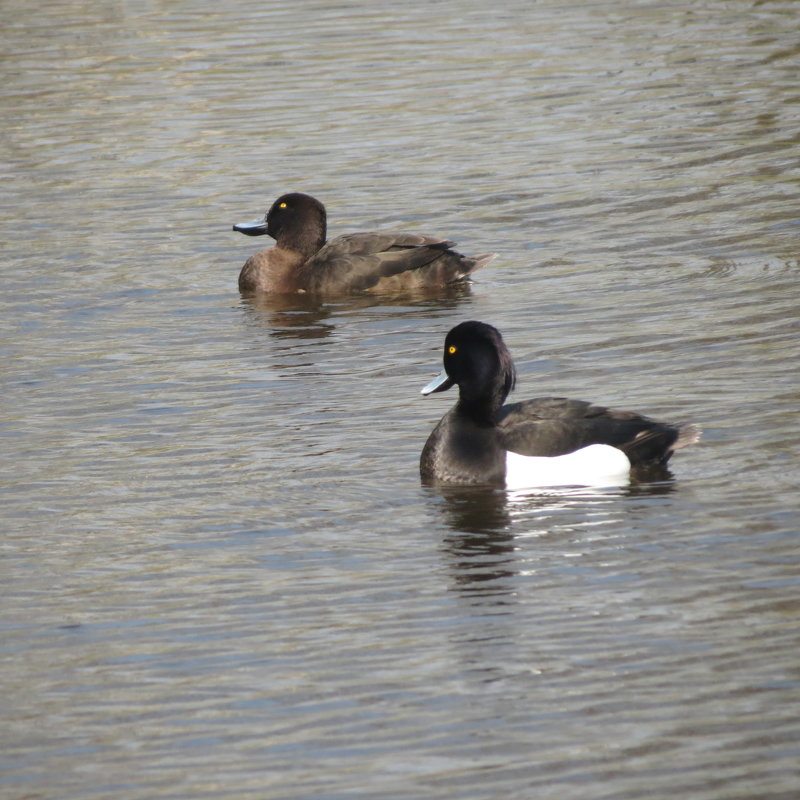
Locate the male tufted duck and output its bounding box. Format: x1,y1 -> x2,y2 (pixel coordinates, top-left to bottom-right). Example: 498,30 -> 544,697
420,321 -> 700,488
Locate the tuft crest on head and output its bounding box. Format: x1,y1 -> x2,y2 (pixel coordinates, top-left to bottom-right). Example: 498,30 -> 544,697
444,320 -> 517,401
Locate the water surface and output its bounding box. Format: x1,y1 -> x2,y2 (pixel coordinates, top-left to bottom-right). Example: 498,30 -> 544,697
1,1 -> 798,798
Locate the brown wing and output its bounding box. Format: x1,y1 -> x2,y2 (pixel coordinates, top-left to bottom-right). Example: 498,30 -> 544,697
304,232 -> 484,292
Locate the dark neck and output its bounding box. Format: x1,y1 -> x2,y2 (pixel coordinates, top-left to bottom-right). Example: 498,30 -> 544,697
276,215 -> 326,258
455,389 -> 505,427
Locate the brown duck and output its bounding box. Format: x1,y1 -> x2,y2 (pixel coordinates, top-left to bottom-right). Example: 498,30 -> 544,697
233,193 -> 496,294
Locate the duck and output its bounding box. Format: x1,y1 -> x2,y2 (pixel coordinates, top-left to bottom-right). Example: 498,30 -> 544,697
420,321 -> 701,488
233,192 -> 496,294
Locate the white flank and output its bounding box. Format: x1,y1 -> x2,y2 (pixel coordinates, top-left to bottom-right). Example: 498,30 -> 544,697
505,444 -> 631,490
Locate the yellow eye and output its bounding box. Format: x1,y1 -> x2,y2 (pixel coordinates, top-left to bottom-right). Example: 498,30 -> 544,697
279,202 -> 287,209
448,345 -> 457,355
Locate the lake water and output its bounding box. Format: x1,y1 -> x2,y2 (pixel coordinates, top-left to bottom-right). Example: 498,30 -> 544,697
1,1 -> 799,798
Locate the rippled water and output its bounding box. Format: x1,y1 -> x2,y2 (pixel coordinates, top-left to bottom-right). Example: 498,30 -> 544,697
2,1 -> 799,798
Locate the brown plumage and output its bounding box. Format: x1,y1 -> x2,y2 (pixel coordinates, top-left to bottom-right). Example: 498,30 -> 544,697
233,193 -> 496,295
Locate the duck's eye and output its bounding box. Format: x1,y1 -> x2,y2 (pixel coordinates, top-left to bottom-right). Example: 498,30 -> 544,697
279,202 -> 287,209
448,345 -> 457,355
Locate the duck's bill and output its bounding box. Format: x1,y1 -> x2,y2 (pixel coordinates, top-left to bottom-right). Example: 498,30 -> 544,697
232,219 -> 269,236
421,370 -> 454,395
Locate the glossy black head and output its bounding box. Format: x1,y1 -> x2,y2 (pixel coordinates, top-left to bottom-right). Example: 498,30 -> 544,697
438,321 -> 517,417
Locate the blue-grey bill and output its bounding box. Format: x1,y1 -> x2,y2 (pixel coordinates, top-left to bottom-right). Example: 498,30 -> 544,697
232,219 -> 269,236
421,370 -> 454,395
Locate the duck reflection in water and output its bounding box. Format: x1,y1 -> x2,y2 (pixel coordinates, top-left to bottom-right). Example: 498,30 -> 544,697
239,283 -> 474,342
239,292 -> 336,341
430,485 -> 518,599
430,479 -> 677,603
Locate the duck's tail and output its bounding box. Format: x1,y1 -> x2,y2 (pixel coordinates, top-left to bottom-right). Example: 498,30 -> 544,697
621,421 -> 701,466
452,252 -> 497,281
673,423 -> 702,452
